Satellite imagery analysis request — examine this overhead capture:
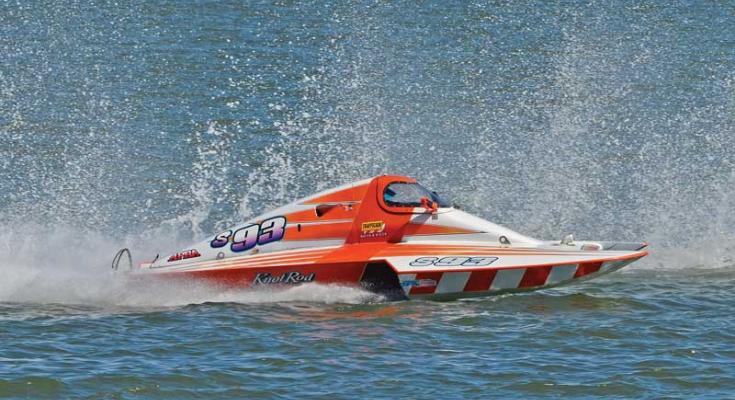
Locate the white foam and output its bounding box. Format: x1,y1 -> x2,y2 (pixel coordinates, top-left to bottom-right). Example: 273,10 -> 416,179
0,225 -> 380,308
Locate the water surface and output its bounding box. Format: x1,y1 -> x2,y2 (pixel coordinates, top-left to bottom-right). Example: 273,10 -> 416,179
1,1 -> 734,398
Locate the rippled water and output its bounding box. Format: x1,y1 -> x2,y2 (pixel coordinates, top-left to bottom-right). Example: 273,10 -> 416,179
2,270 -> 734,398
1,0 -> 734,398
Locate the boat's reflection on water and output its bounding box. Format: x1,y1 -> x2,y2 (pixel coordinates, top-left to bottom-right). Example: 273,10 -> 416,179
270,302 -> 404,323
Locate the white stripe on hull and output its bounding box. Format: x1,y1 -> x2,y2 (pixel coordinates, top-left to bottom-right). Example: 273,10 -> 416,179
435,272 -> 471,294
491,268 -> 525,290
545,265 -> 577,285
600,260 -> 628,274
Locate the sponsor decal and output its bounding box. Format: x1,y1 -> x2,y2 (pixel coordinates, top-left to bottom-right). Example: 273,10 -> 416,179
167,249 -> 201,262
409,256 -> 499,267
400,279 -> 437,288
253,272 -> 316,285
360,220 -> 387,238
210,216 -> 287,252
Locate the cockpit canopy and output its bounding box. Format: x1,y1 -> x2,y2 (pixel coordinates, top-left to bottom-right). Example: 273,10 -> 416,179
383,182 -> 451,208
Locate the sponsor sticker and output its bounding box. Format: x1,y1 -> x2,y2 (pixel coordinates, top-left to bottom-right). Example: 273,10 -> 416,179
167,249 -> 201,262
253,272 -> 315,285
400,279 -> 438,288
360,220 -> 387,238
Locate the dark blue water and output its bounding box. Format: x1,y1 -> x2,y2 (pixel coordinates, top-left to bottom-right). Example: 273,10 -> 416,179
1,1 -> 734,398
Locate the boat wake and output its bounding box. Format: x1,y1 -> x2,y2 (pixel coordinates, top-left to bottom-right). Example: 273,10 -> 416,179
0,225 -> 381,308
0,217 -> 731,309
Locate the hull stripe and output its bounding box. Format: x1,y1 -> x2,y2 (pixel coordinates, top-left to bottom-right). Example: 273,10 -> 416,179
377,249 -> 626,257
600,260 -> 628,274
463,270 -> 497,292
575,262 -> 603,277
154,248 -> 335,271
435,272 -> 472,294
490,268 -> 526,290
519,266 -> 553,288
545,265 -> 578,285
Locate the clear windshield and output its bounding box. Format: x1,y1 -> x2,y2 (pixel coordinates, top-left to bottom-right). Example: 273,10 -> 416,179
383,182 -> 451,208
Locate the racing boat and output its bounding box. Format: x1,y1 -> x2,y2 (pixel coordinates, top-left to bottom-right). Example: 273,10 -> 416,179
114,175 -> 648,300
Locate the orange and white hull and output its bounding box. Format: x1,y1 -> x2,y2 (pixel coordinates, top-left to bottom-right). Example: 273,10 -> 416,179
126,175 -> 648,300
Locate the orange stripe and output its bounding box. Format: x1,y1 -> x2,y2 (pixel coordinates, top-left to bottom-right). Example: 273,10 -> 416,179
463,270 -> 497,292
381,254 -> 645,274
387,244 -> 571,252
284,221 -> 352,241
287,207 -> 357,223
167,256 -> 325,272
402,224 -> 480,236
164,248 -> 335,270
186,259 -> 321,272
519,266 -> 552,288
377,249 -> 617,257
301,184 -> 369,205
381,243 -> 641,255
574,262 -> 603,277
